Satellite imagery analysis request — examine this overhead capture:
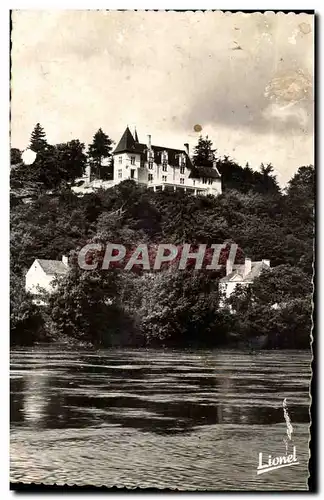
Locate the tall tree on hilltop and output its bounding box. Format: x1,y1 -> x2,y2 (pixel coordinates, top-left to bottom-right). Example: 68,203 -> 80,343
257,163 -> 281,195
29,123 -> 48,153
286,165 -> 315,202
192,135 -> 216,168
56,139 -> 87,182
88,128 -> 114,180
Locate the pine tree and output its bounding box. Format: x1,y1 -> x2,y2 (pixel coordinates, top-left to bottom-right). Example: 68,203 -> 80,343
88,128 -> 114,179
29,123 -> 47,153
192,135 -> 216,168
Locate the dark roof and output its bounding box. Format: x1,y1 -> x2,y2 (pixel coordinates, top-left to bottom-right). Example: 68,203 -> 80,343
114,128 -> 224,176
37,259 -> 69,275
189,166 -> 221,180
114,127 -> 138,154
147,144 -> 192,167
114,127 -> 193,167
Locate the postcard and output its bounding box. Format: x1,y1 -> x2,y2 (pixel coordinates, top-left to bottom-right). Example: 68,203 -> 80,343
10,10 -> 314,491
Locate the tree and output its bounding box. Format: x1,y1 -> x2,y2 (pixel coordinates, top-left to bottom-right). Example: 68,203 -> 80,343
286,165 -> 315,202
227,265 -> 312,348
214,157 -> 281,195
14,140 -> 87,189
137,270 -> 231,347
192,135 -> 216,168
29,123 -> 48,153
88,128 -> 114,179
56,140 -> 87,182
10,148 -> 22,165
48,265 -> 129,346
10,273 -> 45,345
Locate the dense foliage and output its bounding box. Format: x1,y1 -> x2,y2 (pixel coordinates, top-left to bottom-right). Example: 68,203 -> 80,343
10,128 -> 314,349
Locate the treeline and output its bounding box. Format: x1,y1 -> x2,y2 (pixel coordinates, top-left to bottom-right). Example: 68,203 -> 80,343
11,123 -> 114,190
10,125 -> 314,349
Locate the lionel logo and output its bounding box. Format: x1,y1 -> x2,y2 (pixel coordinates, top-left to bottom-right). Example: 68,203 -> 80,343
256,446 -> 299,475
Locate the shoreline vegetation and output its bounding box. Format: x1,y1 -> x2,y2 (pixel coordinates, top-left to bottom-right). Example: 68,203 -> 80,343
10,126 -> 314,350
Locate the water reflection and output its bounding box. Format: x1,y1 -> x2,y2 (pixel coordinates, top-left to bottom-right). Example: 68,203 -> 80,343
10,348 -> 311,435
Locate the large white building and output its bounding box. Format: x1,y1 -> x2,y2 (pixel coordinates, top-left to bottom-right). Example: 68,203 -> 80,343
72,127 -> 222,196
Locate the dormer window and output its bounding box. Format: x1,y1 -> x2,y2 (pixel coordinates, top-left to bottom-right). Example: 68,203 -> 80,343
161,150 -> 168,167
162,164 -> 167,172
179,153 -> 186,167
180,166 -> 185,174
131,156 -> 135,165
147,149 -> 154,162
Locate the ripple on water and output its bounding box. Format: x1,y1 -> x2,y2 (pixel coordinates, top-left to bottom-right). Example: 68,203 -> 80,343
10,348 -> 311,490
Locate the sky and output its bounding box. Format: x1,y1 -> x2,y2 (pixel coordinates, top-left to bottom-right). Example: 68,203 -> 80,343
11,10 -> 314,185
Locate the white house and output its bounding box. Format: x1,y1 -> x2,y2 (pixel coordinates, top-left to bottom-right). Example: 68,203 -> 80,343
72,127 -> 222,197
219,257 -> 270,306
25,256 -> 69,303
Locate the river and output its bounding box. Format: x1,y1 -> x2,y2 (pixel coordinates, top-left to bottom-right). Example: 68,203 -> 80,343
10,347 -> 311,491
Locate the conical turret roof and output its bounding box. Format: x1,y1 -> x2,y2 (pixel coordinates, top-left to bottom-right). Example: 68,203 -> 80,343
114,126 -> 137,154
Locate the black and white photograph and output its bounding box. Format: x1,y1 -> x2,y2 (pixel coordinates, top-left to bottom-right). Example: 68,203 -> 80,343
10,10 -> 314,491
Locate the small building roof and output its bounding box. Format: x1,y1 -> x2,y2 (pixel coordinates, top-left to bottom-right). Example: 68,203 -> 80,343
220,261 -> 269,283
189,165 -> 221,180
36,259 -> 69,275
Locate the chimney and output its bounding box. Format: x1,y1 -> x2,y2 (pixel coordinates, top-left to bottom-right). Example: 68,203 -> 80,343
244,258 -> 252,277
262,259 -> 270,268
62,255 -> 69,266
226,258 -> 233,276
147,134 -> 152,150
184,143 -> 189,155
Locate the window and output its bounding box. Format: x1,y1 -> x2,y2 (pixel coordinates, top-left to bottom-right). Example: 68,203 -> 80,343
131,156 -> 135,165
162,175 -> 167,182
147,150 -> 154,162
180,166 -> 185,174
148,173 -> 153,182
180,178 -> 184,185
208,179 -> 213,185
118,169 -> 122,179
202,178 -> 207,184
119,156 -> 122,164
161,151 -> 168,165
179,154 -> 186,167
162,164 -> 167,172
148,161 -> 154,170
